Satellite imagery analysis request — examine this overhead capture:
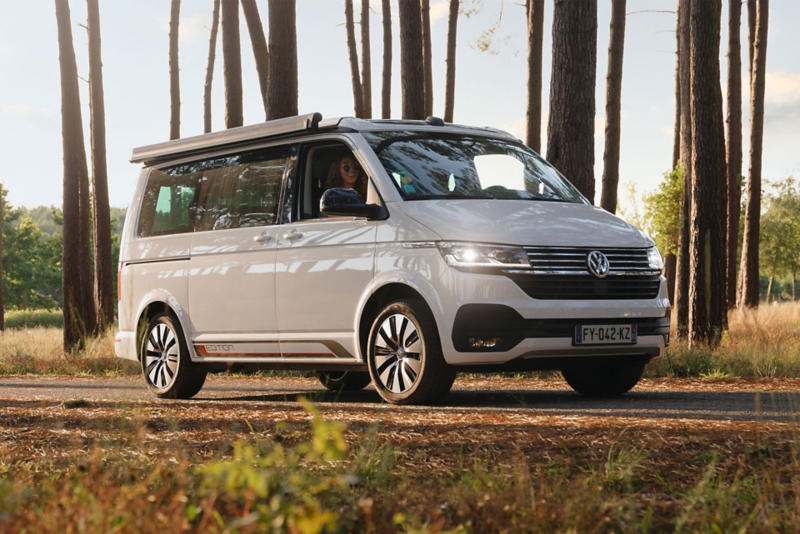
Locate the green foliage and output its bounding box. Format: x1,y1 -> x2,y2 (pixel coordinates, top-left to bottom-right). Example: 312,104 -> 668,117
643,163 -> 684,256
760,177 -> 800,285
3,309 -> 63,328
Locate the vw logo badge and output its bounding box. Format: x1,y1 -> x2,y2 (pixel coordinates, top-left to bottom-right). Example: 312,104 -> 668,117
587,250 -> 610,278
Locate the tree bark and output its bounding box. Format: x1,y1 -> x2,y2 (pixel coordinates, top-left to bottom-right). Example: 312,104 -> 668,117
664,253 -> 677,304
381,0 -> 392,119
87,0 -> 114,332
525,0 -> 544,151
0,194 -> 3,332
222,0 -> 243,128
599,0 -> 627,214
361,0 -> 372,119
546,0 -> 597,202
687,0 -> 728,347
421,0 -> 433,117
241,0 -> 269,119
674,0 -> 692,340
766,275 -> 774,302
747,0 -> 757,80
793,272 -> 797,301
726,0 -> 742,309
345,0 -> 364,118
169,0 -> 181,140
671,10 -> 681,170
56,0 -> 95,351
399,0 -> 425,120
443,0 -> 459,123
738,0 -> 769,308
204,0 -> 221,133
266,0 -> 298,120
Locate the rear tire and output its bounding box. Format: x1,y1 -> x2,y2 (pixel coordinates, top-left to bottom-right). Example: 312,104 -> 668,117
316,371 -> 371,391
562,360 -> 645,396
141,312 -> 207,399
366,299 -> 456,405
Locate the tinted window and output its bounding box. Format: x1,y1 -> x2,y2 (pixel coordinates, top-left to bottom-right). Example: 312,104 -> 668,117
137,147 -> 288,238
361,132 -> 586,204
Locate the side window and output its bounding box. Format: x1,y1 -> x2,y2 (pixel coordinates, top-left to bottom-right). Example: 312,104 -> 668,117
298,144 -> 366,220
137,147 -> 288,238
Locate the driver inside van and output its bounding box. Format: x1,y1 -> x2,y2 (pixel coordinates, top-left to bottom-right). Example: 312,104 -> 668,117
326,153 -> 368,201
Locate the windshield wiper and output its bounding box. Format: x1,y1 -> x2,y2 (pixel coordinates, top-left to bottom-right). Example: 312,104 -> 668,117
408,193 -> 490,200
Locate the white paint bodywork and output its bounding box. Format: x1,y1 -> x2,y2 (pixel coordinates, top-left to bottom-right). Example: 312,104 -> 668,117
116,123 -> 670,368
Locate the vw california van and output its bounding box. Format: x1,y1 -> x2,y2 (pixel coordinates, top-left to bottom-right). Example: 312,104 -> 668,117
116,113 -> 670,405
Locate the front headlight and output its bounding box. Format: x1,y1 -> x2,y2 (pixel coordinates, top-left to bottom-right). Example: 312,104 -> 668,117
437,242 -> 531,270
647,246 -> 664,271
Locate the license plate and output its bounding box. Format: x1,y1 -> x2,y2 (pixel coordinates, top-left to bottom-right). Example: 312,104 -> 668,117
574,325 -> 637,345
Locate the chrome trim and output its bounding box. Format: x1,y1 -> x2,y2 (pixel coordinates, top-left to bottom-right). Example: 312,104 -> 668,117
402,241 -> 437,248
506,269 -> 662,276
523,246 -> 656,276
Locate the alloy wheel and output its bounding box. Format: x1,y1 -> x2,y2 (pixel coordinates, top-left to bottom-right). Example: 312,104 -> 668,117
144,323 -> 180,389
373,313 -> 423,394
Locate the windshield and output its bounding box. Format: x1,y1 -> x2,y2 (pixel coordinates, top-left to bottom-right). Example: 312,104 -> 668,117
361,131 -> 587,203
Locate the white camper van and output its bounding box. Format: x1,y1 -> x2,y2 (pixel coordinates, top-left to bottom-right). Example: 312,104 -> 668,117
115,113 -> 670,405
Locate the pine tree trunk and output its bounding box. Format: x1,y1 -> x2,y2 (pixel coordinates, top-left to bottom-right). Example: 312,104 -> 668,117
747,0 -> 757,79
726,0 -> 742,309
381,0 -> 392,119
600,0 -> 627,214
56,0 -> 94,351
687,0 -> 728,347
525,0 -> 544,152
738,0 -> 769,309
672,10 -> 681,170
361,0 -> 372,119
674,0 -> 692,340
766,275 -> 774,302
87,0 -> 114,332
222,0 -> 243,128
546,0 -> 597,202
169,0 -> 181,140
665,252 -> 677,304
399,0 -> 425,120
0,195 -> 3,332
421,0 -> 433,117
241,0 -> 269,119
345,0 -> 363,118
204,0 -> 221,133
792,273 -> 797,301
266,0 -> 298,120
443,0 -> 459,123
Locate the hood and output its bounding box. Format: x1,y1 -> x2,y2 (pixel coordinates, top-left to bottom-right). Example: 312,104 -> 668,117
397,199 -> 652,248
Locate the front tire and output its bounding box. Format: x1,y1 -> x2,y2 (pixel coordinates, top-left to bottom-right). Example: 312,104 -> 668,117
561,360 -> 645,396
141,312 -> 207,399
316,371 -> 372,391
366,299 -> 456,405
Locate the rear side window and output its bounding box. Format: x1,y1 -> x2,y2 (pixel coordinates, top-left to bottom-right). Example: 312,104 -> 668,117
137,147 -> 289,238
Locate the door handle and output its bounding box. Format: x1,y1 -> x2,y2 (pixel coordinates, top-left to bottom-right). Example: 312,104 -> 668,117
283,230 -> 303,241
253,232 -> 272,244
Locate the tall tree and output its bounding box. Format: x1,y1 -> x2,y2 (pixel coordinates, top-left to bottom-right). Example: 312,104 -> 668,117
241,0 -> 270,118
203,0 -> 221,133
671,10 -> 681,169
0,189 -> 3,332
747,0 -> 757,79
421,0 -> 433,117
726,0 -> 742,309
222,0 -> 243,128
525,0 -> 544,152
381,0 -> 392,119
443,0 -> 459,123
546,0 -> 597,202
599,0 -> 627,214
168,0 -> 181,140
56,0 -> 95,350
738,0 -> 769,308
345,0 -> 364,118
361,0 -> 373,119
674,0 -> 692,339
687,0 -> 727,346
266,0 -> 298,119
398,0 -> 425,119
86,0 -> 114,331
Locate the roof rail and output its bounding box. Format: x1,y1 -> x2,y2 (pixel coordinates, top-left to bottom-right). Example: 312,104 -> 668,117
130,112 -> 323,165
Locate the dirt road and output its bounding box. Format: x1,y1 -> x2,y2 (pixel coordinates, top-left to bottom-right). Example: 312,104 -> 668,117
0,375 -> 797,422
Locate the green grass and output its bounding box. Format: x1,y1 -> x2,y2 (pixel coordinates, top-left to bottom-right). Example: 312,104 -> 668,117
3,308 -> 63,329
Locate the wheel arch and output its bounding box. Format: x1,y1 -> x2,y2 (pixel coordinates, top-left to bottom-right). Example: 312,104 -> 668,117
135,297 -> 190,361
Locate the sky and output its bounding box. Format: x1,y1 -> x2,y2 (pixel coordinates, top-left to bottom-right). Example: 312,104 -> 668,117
0,0 -> 798,212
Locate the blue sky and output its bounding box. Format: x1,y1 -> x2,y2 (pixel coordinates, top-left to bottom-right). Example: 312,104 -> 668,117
0,0 -> 798,211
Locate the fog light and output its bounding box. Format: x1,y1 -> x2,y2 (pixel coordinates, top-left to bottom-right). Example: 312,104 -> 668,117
468,337 -> 502,349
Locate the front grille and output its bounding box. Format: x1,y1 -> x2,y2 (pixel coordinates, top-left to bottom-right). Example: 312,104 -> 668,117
525,246 -> 656,275
508,273 -> 661,300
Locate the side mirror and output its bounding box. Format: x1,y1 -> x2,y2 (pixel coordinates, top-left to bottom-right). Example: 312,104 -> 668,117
320,188 -> 380,219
